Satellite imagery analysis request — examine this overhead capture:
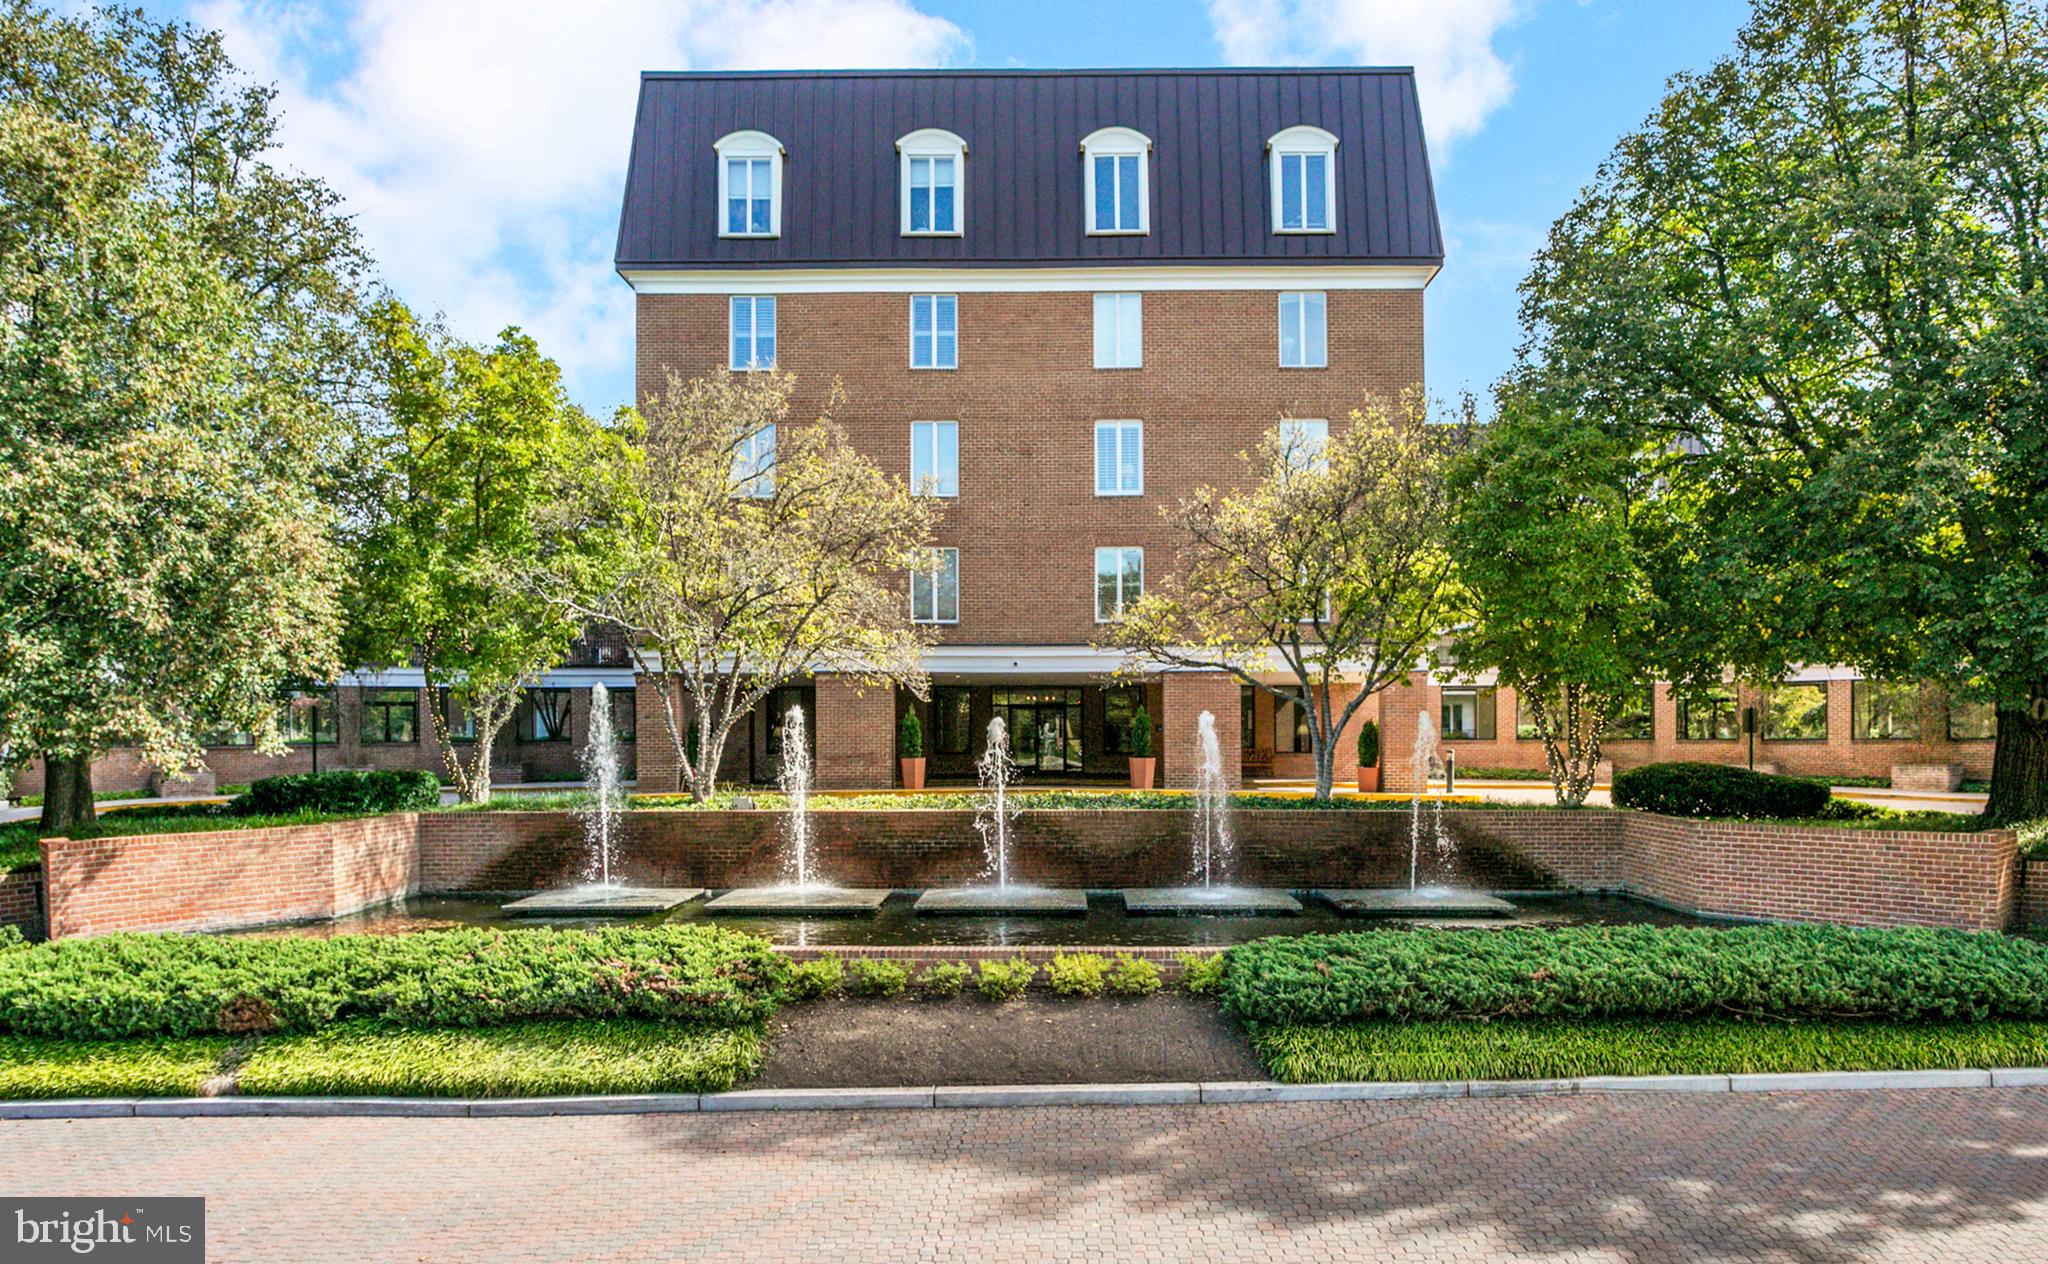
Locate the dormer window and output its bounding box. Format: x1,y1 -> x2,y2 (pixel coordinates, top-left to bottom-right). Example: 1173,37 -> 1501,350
897,129 -> 966,236
1268,126 -> 1338,234
715,130 -> 783,238
1080,127 -> 1151,236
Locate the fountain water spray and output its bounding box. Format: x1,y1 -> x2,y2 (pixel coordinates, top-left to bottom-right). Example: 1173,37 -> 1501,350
578,682 -> 625,886
780,704 -> 817,887
1408,709 -> 1456,891
1191,711 -> 1235,888
974,716 -> 1020,887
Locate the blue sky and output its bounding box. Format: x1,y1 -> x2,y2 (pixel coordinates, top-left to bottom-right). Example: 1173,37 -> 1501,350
163,0 -> 1753,413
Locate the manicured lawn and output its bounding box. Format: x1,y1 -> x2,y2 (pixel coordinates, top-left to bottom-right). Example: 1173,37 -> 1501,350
1250,1018 -> 2048,1083
0,1034 -> 230,1099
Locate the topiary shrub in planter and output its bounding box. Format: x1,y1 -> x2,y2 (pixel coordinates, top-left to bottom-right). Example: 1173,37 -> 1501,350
232,769 -> 440,817
1355,721 -> 1381,793
1611,761 -> 1830,819
1127,706 -> 1156,789
898,709 -> 926,790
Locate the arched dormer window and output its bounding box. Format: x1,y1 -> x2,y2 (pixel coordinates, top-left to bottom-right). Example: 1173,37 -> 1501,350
1080,127 -> 1151,236
1267,125 -> 1338,234
715,130 -> 784,238
897,128 -> 966,236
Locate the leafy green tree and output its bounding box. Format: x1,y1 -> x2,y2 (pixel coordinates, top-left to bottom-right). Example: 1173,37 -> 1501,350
1447,392 -> 1661,805
539,371 -> 939,802
345,302 -> 627,802
0,4 -> 364,834
1106,395 -> 1461,799
1520,0 -> 2048,823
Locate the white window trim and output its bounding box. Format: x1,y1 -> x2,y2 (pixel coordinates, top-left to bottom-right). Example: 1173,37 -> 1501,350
1080,126 -> 1151,236
896,128 -> 966,238
1092,292 -> 1142,369
911,547 -> 961,625
910,420 -> 958,499
1277,291 -> 1328,369
1094,546 -> 1144,623
1094,420 -> 1143,497
908,294 -> 958,370
714,130 -> 784,239
1267,125 -> 1338,235
728,295 -> 776,371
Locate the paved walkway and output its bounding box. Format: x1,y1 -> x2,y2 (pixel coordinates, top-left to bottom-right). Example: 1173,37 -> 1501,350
5,1090 -> 2046,1261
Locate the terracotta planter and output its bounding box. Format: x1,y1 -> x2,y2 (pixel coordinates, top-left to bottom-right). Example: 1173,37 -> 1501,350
899,757 -> 926,790
1128,756 -> 1157,790
1356,766 -> 1381,793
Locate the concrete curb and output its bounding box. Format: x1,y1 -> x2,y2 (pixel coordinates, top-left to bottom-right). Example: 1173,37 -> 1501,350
3,1067 -> 2044,1120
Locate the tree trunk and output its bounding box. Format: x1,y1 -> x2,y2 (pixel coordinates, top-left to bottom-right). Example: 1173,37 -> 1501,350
463,728 -> 496,805
38,753 -> 94,837
1311,739 -> 1335,801
1984,693 -> 2048,826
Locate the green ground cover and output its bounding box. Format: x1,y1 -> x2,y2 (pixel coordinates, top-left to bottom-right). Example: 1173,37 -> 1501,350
0,1034 -> 230,1098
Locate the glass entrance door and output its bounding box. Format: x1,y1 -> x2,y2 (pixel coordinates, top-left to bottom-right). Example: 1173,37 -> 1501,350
994,689 -> 1083,774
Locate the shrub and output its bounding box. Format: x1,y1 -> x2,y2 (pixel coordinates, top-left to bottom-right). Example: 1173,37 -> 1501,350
1221,926 -> 2048,1027
1046,952 -> 1107,998
1177,952 -> 1226,996
845,957 -> 909,998
898,709 -> 923,760
785,955 -> 844,1001
232,769 -> 440,817
0,925 -> 788,1040
916,961 -> 970,997
1106,954 -> 1162,996
975,957 -> 1036,1001
0,926 -> 23,952
1128,708 -> 1154,758
1610,761 -> 1830,819
1355,720 -> 1380,769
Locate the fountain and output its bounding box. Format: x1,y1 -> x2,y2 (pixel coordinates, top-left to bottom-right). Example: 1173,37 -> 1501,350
504,682 -> 704,916
1122,710 -> 1302,916
914,715 -> 1085,915
702,704 -> 890,915
1316,708 -> 1514,918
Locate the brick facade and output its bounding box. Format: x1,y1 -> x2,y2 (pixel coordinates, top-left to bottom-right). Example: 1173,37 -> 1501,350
813,675 -> 897,789
0,869 -> 42,939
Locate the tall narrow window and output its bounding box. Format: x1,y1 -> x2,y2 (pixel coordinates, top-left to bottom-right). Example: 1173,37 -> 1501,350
1081,128 -> 1150,235
1267,126 -> 1338,233
1275,418 -> 1328,472
1094,546 -> 1143,621
1278,292 -> 1328,367
1094,421 -> 1142,496
910,421 -> 958,498
911,548 -> 960,624
910,294 -> 957,369
898,129 -> 966,236
1092,293 -> 1142,368
714,131 -> 783,238
729,295 -> 776,370
733,424 -> 775,498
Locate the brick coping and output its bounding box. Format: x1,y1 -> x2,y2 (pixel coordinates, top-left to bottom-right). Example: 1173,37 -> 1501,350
4,1067 -> 2043,1119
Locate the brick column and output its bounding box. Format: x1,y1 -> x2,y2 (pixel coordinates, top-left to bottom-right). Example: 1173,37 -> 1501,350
1378,671 -> 1439,793
632,675 -> 682,793
814,675 -> 896,789
1162,671 -> 1241,790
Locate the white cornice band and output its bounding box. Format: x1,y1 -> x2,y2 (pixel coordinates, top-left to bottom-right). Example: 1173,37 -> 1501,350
619,264 -> 1438,295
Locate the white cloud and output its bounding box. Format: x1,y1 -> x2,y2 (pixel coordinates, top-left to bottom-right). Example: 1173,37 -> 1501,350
192,0 -> 970,409
1207,0 -> 1519,149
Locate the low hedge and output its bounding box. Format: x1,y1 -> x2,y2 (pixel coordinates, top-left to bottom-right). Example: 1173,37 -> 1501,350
1611,761 -> 1831,819
233,769 -> 440,816
0,925 -> 786,1041
1221,926 -> 2048,1026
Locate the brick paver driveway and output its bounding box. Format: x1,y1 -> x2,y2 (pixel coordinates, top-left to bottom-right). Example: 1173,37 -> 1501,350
6,1090 -> 2048,1261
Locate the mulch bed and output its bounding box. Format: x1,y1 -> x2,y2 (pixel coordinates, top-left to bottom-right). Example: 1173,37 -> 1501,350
752,993 -> 1265,1088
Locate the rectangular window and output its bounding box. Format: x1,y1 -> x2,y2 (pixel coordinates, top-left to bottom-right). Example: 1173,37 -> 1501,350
1278,292 -> 1328,367
610,687 -> 637,742
1241,685 -> 1257,752
1094,421 -> 1143,496
911,548 -> 960,624
1677,687 -> 1739,741
907,155 -> 957,234
1092,153 -> 1142,232
282,689 -> 338,745
518,688 -> 572,743
362,688 -> 418,745
1092,293 -> 1142,368
910,294 -> 957,369
1852,680 -> 1921,740
765,685 -> 813,757
1606,688 -> 1655,742
1103,687 -> 1150,756
726,157 -> 773,235
1094,546 -> 1143,622
1440,688 -> 1497,741
1276,418 -> 1329,472
1279,151 -> 1330,231
1274,688 -> 1312,754
910,421 -> 958,498
1948,698 -> 1995,741
1764,683 -> 1829,741
438,689 -> 478,742
729,295 -> 776,370
934,687 -> 973,755
733,424 -> 775,498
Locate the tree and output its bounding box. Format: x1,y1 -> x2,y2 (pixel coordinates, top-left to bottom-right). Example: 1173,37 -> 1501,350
1519,0 -> 2048,823
1106,395 -> 1461,799
345,301 -> 625,803
540,371 -> 939,802
0,5 -> 365,835
1447,391 -> 1662,806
